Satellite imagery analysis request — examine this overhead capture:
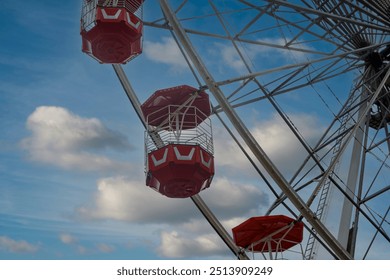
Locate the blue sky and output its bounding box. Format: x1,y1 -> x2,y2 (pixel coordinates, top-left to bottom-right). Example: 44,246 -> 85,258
1,0 -> 389,260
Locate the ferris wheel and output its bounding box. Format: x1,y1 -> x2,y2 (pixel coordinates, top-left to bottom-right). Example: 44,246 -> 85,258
80,0 -> 390,260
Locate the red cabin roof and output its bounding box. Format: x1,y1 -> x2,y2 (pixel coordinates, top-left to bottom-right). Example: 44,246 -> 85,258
141,85 -> 211,129
232,215 -> 304,252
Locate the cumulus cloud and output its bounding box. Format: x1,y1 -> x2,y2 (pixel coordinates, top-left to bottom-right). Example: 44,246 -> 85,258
219,45 -> 246,72
157,231 -> 228,258
59,233 -> 115,255
153,179 -> 267,258
156,215 -> 254,259
144,37 -> 187,69
77,176 -> 196,223
59,233 -> 77,245
76,175 -> 267,258
21,106 -> 133,172
202,177 -> 268,219
252,37 -> 311,61
213,126 -> 252,172
214,113 -> 324,176
77,176 -> 266,224
77,245 -> 87,255
97,243 -> 115,253
251,113 -> 324,174
0,236 -> 38,253
216,37 -> 311,72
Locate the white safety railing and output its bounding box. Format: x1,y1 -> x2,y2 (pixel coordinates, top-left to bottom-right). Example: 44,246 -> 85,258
98,0 -> 144,18
81,0 -> 143,32
81,0 -> 98,32
145,105 -> 214,156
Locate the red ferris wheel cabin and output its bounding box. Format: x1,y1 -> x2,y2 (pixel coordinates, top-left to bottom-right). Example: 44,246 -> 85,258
80,0 -> 144,63
142,85 -> 214,198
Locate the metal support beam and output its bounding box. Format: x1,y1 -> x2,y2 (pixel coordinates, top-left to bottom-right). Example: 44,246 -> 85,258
112,64 -> 249,260
159,0 -> 351,260
337,93 -> 366,249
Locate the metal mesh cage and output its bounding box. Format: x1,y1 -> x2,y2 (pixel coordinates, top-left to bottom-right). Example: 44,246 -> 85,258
145,105 -> 214,156
81,0 -> 144,32
97,0 -> 144,17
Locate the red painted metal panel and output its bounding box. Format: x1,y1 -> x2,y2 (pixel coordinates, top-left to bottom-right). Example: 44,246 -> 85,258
147,145 -> 214,198
232,215 -> 304,252
141,85 -> 211,129
81,2 -> 143,63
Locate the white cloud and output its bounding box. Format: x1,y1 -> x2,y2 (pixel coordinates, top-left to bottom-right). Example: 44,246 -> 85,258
202,177 -> 268,219
59,233 -> 115,255
214,113 -> 324,175
76,175 -> 267,258
213,126 -> 252,172
21,106 -> 133,172
220,45 -> 246,72
77,176 -> 195,223
59,233 -> 77,245
77,175 -> 265,224
156,215 -> 253,259
251,113 -> 324,174
144,37 -> 188,68
155,214 -> 258,258
77,245 -> 87,255
97,243 -> 115,253
157,231 -> 228,258
0,236 -> 38,253
252,37 -> 310,61
217,37 -> 311,72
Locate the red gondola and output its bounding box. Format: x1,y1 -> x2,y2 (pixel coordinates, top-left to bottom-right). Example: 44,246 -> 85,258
80,0 -> 144,64
142,85 -> 214,198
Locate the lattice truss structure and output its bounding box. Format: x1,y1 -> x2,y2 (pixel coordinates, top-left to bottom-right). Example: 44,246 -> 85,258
96,0 -> 390,259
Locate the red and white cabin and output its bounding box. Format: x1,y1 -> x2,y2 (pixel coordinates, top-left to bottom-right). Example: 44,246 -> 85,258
141,85 -> 214,198
80,0 -> 144,64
